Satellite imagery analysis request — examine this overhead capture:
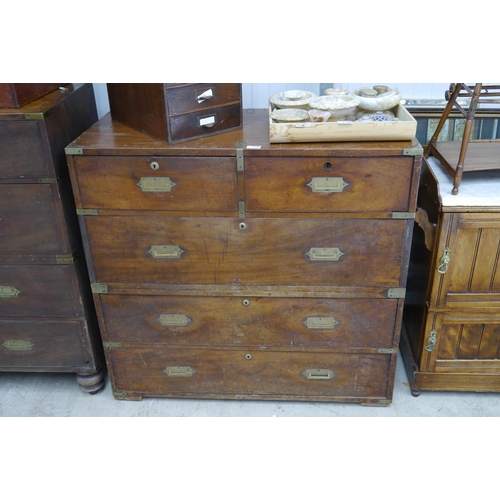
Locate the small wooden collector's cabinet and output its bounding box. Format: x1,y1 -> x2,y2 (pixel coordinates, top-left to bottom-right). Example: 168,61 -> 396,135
106,83 -> 242,144
66,108 -> 422,405
0,84 -> 105,393
401,155 -> 500,395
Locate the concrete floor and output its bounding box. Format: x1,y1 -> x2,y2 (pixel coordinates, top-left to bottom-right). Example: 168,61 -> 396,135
1,352 -> 499,417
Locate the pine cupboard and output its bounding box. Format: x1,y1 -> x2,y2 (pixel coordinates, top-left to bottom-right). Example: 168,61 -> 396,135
402,155 -> 500,394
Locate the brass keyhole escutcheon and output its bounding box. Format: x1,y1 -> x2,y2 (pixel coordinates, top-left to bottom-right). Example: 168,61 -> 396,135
150,161 -> 159,170
242,299 -> 250,306
324,162 -> 332,170
245,353 -> 252,360
239,222 -> 247,230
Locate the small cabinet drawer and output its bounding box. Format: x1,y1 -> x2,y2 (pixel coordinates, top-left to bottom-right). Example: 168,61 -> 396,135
168,103 -> 242,144
245,156 -> 414,213
100,295 -> 398,349
108,346 -> 392,401
0,184 -> 69,254
86,216 -> 408,287
0,318 -> 90,368
165,84 -> 241,115
72,156 -> 237,212
0,264 -> 84,317
0,121 -> 47,178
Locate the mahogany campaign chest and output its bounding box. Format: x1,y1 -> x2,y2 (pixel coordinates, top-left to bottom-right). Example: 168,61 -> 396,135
0,84 -> 105,393
66,108 -> 422,405
401,155 -> 500,394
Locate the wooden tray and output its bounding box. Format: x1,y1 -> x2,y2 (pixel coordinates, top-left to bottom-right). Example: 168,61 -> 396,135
269,103 -> 417,143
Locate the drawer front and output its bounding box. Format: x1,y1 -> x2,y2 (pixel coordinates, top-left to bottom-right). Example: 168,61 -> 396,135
0,184 -> 68,253
446,213 -> 500,296
100,295 -> 397,348
0,121 -> 47,178
245,156 -> 414,213
86,216 -> 407,287
73,156 -> 237,212
435,313 -> 500,371
109,347 -> 391,400
166,84 -> 241,115
0,265 -> 83,317
168,103 -> 242,143
0,319 -> 89,368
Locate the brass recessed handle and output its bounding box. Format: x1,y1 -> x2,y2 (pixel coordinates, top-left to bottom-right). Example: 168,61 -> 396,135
137,177 -> 176,192
301,368 -> 338,380
0,286 -> 21,298
307,177 -> 348,193
306,248 -> 344,261
148,245 -> 184,259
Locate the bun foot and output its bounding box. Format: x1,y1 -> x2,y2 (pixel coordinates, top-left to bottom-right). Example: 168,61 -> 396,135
76,367 -> 105,394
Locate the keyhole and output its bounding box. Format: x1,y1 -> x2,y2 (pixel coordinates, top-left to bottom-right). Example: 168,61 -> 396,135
242,299 -> 250,306
150,161 -> 159,170
245,354 -> 252,360
239,222 -> 247,230
324,162 -> 332,170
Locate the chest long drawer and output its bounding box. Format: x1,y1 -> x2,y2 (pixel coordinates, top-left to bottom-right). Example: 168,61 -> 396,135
0,264 -> 84,317
0,318 -> 91,369
99,294 -> 398,349
108,346 -> 393,403
85,216 -> 408,287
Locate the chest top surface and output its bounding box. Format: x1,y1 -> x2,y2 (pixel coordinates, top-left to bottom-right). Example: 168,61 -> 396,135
427,155 -> 500,209
66,109 -> 420,158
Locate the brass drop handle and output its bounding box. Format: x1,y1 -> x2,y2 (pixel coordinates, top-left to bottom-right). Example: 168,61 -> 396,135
437,247 -> 451,274
424,330 -> 437,352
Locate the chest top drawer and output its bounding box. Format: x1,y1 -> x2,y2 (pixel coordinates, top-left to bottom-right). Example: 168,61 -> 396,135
0,121 -> 46,178
71,156 -> 238,212
245,156 -> 414,213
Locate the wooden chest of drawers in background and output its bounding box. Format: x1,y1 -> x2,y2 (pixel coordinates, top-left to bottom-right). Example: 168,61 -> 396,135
402,155 -> 500,395
0,84 -> 105,393
66,108 -> 422,405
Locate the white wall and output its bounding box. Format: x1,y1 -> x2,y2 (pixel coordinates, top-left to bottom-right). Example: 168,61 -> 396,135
92,83 -> 450,119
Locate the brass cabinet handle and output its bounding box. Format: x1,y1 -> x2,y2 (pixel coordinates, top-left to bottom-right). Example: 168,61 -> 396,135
301,368 -> 338,380
3,339 -> 34,351
304,317 -> 339,329
157,314 -> 191,326
137,177 -> 176,192
306,247 -> 344,261
0,286 -> 21,298
307,177 -> 348,193
148,245 -> 184,259
164,366 -> 195,377
437,247 -> 451,274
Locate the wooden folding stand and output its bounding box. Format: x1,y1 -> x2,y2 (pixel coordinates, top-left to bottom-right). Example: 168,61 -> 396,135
425,83 -> 500,195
